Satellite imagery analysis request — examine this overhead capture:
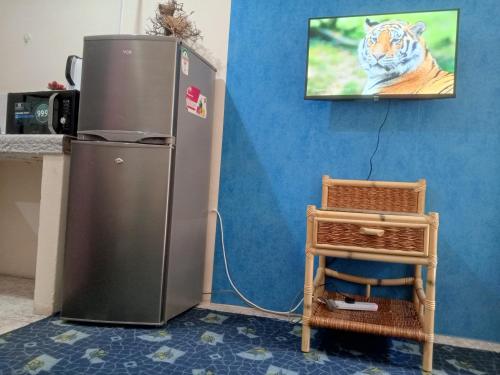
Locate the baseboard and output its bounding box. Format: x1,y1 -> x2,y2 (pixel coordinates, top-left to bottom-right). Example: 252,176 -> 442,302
197,302 -> 500,353
33,302 -> 54,316
433,334 -> 500,353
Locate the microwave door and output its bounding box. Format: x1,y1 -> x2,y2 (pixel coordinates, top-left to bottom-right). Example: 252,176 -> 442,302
47,92 -> 59,134
6,90 -> 78,135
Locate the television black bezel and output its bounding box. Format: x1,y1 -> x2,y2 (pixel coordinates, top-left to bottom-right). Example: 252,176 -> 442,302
304,8 -> 460,100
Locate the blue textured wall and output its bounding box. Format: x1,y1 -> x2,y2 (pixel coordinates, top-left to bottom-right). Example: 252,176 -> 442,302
212,0 -> 500,342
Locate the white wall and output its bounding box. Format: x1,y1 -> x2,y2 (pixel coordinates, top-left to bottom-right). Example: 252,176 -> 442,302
0,0 -> 122,92
0,94 -> 6,133
0,0 -> 232,293
0,0 -> 122,278
139,1 -> 231,78
0,160 -> 42,277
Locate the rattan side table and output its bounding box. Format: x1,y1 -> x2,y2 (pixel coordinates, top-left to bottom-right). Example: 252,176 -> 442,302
301,176 -> 439,373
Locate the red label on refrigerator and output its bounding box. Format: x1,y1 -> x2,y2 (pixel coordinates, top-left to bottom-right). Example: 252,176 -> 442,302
185,86 -> 207,119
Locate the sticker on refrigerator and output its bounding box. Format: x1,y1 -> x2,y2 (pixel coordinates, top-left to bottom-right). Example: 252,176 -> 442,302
186,86 -> 207,119
181,48 -> 189,76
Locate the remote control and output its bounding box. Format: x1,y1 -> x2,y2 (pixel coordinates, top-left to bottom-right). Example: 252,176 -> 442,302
326,299 -> 378,312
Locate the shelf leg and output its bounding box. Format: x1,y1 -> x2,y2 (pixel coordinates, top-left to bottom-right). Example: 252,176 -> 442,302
413,265 -> 422,311
318,255 -> 326,295
301,251 -> 314,352
422,212 -> 438,373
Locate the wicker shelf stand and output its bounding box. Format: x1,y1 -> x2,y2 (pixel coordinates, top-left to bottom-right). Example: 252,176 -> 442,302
301,176 -> 439,373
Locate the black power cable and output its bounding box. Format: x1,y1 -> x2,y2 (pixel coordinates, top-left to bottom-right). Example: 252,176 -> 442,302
366,101 -> 391,180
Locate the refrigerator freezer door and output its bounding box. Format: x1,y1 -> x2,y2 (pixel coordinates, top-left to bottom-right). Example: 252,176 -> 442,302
78,36 -> 178,141
62,141 -> 171,324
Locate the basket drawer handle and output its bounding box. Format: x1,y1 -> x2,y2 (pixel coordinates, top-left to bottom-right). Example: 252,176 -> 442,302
359,227 -> 385,237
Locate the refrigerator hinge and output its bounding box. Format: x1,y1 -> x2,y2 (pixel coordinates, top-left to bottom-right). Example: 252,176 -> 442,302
166,136 -> 175,148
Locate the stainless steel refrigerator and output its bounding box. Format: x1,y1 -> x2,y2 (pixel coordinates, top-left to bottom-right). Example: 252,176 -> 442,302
61,35 -> 215,325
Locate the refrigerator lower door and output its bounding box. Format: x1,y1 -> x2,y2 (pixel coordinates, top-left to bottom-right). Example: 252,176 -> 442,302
61,141 -> 171,325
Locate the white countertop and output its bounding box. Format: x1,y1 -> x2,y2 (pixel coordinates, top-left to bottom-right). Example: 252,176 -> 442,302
0,134 -> 71,160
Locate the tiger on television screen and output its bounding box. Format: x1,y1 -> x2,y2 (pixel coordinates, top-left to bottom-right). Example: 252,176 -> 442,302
358,18 -> 454,95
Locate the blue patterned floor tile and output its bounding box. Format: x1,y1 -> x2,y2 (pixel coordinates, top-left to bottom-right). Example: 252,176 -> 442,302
0,308 -> 498,374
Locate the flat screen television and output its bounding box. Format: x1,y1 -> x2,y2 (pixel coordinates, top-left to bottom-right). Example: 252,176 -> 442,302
305,9 -> 459,100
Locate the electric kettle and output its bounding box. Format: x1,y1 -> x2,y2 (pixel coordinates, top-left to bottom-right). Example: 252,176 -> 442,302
65,55 -> 82,91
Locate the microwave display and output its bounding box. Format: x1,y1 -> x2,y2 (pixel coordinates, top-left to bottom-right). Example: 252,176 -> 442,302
14,96 -> 50,129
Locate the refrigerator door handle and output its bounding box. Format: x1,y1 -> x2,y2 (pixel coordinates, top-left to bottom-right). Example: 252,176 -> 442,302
139,135 -> 176,146
78,130 -> 175,146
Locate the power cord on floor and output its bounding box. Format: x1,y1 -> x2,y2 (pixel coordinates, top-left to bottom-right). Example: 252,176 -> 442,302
366,100 -> 391,180
212,209 -> 304,317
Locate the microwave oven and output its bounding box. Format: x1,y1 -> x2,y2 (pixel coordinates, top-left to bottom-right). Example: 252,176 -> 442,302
6,90 -> 79,135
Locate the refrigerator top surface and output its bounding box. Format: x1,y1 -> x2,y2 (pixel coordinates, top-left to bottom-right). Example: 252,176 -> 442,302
84,35 -> 178,43
83,35 -> 217,72
180,41 -> 217,72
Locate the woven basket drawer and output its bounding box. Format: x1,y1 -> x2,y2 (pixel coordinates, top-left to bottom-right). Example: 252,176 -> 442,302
327,186 -> 420,213
321,176 -> 426,214
313,217 -> 429,257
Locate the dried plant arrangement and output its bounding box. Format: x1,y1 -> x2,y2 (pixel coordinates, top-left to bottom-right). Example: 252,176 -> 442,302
146,0 -> 202,44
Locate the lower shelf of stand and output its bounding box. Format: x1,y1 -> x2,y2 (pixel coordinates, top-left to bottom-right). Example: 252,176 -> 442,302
309,291 -> 426,341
